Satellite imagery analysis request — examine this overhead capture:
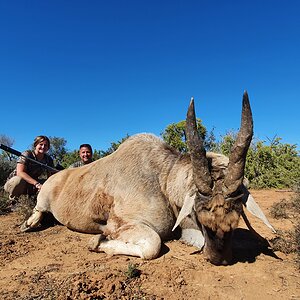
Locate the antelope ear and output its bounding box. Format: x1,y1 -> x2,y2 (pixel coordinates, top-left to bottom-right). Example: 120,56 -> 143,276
242,186 -> 276,233
172,193 -> 196,231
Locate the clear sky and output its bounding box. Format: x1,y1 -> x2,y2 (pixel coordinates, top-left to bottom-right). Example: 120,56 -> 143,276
1,1 -> 299,152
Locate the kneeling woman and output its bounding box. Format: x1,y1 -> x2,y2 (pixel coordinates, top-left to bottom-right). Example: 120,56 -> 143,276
4,135 -> 54,199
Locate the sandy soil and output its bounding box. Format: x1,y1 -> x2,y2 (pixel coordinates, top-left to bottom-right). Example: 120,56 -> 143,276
0,190 -> 299,300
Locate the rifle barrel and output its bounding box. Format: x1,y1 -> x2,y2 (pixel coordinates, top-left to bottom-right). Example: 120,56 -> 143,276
0,144 -> 21,156
0,143 -> 59,173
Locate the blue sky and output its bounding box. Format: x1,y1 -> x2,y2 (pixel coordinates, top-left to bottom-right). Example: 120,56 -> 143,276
0,1 -> 299,152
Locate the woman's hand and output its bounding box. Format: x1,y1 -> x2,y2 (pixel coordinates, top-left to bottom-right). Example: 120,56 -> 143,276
34,182 -> 42,191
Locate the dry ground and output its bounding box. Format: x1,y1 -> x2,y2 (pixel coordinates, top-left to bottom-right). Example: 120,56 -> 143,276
0,190 -> 299,300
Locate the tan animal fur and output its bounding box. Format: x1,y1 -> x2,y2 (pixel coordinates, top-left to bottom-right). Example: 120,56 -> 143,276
22,93 -> 274,265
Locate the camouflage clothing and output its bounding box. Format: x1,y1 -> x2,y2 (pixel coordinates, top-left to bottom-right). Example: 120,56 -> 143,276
7,150 -> 54,180
69,160 -> 89,168
5,150 -> 54,198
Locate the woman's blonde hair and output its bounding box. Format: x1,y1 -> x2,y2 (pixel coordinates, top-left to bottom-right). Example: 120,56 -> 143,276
33,135 -> 50,148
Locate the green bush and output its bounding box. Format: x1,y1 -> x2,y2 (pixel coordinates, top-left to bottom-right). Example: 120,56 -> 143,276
206,132 -> 300,189
245,138 -> 300,189
0,156 -> 15,188
0,189 -> 10,215
161,122 -> 299,189
161,119 -> 206,153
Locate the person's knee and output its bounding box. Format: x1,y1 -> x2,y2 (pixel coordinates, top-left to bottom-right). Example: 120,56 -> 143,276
5,176 -> 28,197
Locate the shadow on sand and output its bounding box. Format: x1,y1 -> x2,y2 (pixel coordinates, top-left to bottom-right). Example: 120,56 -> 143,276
231,228 -> 280,264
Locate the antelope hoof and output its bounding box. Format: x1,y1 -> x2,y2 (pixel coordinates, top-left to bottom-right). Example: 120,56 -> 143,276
88,234 -> 106,252
20,221 -> 32,232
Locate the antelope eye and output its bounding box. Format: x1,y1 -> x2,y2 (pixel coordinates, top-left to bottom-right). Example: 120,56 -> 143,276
198,193 -> 211,201
225,192 -> 244,202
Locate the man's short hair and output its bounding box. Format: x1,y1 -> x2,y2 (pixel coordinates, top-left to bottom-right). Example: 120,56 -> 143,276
79,144 -> 92,152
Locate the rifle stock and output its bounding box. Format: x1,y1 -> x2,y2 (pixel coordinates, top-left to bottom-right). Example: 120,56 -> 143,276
0,144 -> 60,173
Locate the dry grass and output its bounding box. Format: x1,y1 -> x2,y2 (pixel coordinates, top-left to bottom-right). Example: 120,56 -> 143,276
0,188 -> 37,218
0,189 -> 58,230
270,229 -> 298,254
269,200 -> 291,219
269,184 -> 300,268
13,194 -> 37,221
0,189 -> 10,215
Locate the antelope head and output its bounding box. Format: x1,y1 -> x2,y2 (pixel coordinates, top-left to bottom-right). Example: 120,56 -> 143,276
186,91 -> 253,265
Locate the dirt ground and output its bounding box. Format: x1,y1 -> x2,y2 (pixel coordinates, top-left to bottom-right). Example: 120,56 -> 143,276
0,190 -> 299,300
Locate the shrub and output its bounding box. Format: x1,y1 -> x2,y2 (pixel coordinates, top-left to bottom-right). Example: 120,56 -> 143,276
162,124 -> 299,189
269,200 -> 290,219
0,188 -> 10,215
14,194 -> 37,221
270,183 -> 300,268
0,156 -> 15,188
213,134 -> 300,189
124,263 -> 141,280
245,139 -> 300,189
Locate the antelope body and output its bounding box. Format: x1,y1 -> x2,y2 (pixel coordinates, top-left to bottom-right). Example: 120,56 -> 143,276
22,92 -> 274,265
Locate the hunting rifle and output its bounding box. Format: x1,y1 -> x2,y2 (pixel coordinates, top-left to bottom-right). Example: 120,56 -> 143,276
0,144 -> 61,173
